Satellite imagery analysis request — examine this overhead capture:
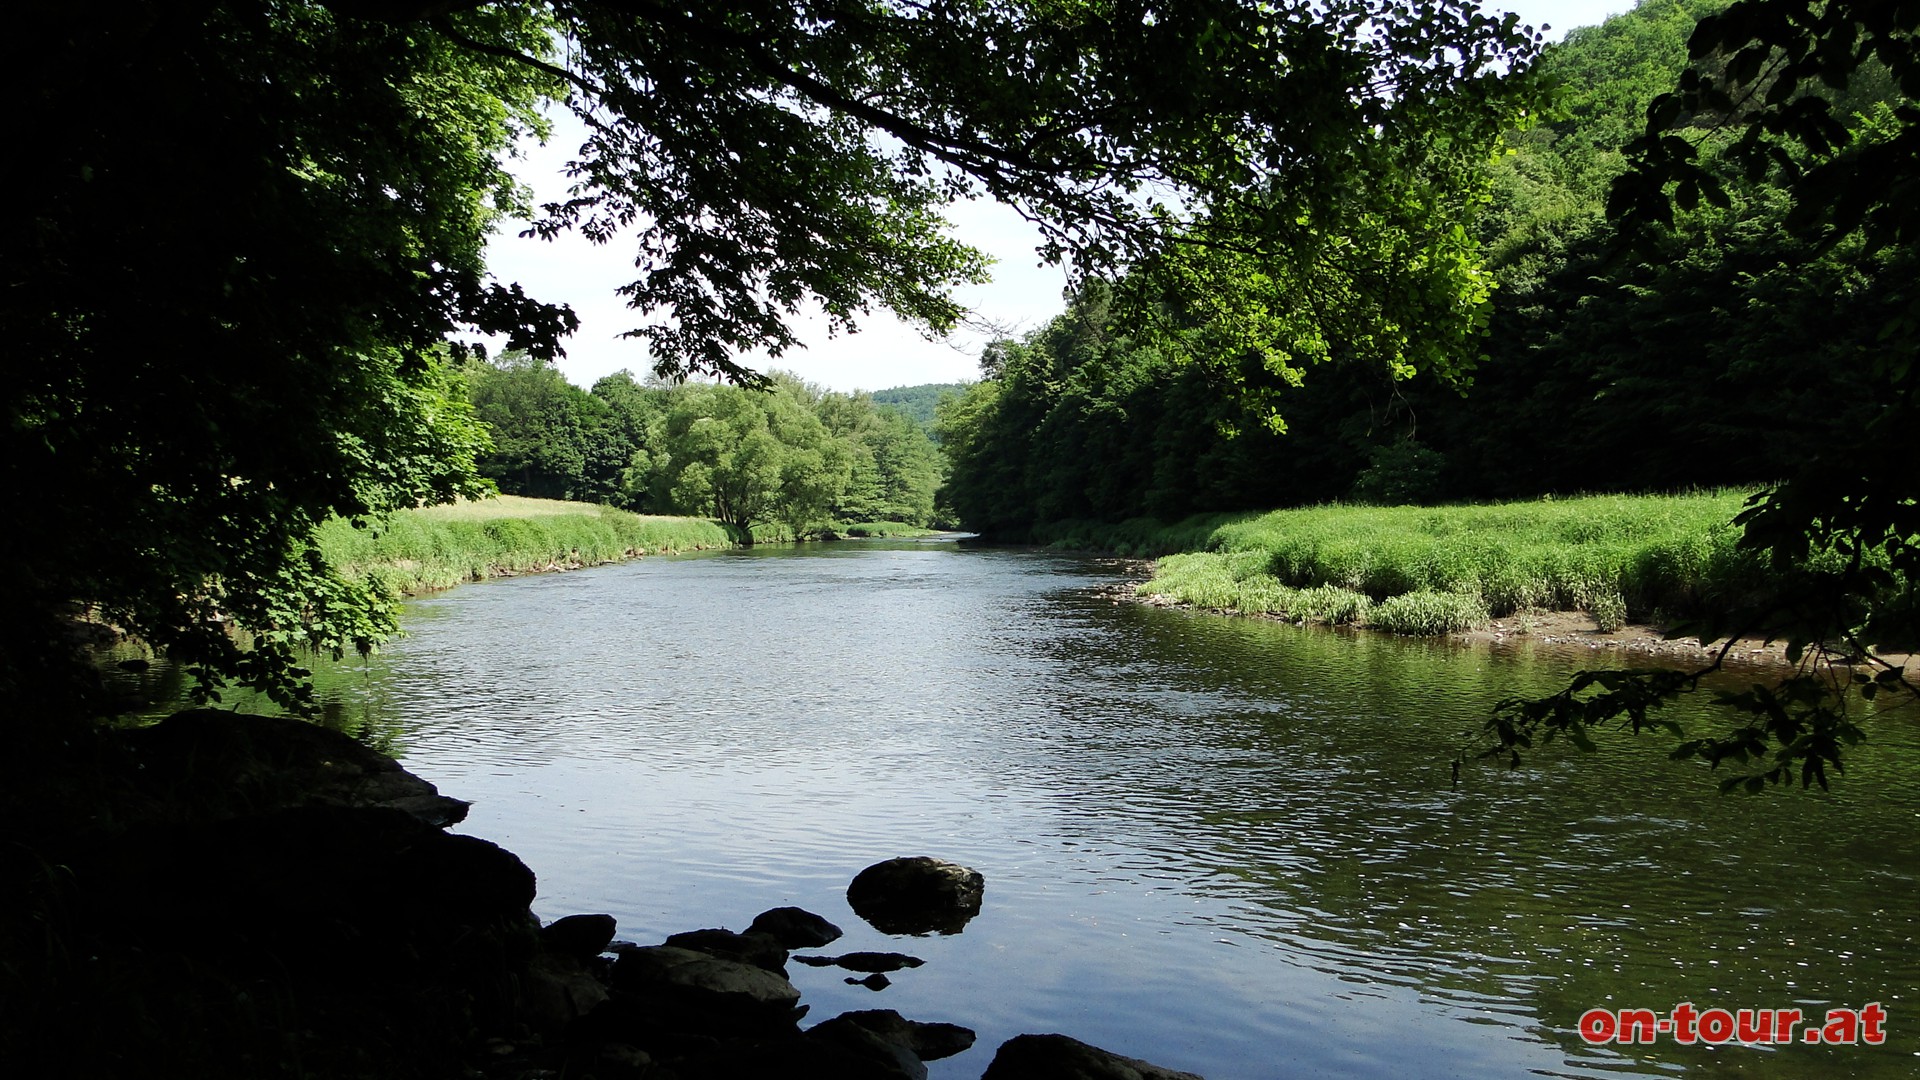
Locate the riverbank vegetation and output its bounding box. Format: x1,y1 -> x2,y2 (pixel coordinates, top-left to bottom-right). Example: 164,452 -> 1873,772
931,0 -> 1917,789
936,0 -> 1910,535
1130,493 -> 1762,635
18,0 -> 1548,713
315,496 -> 733,596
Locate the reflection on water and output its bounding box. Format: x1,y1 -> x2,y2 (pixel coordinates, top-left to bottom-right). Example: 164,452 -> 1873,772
193,541 -> 1920,1079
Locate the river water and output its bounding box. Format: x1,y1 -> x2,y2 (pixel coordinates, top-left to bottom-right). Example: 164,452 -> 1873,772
253,539 -> 1919,1078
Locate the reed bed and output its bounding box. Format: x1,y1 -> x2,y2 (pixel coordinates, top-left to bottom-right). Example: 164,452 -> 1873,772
1135,492 -> 1769,635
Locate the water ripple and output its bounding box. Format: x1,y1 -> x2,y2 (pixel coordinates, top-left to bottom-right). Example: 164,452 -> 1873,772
274,543 -> 1920,1080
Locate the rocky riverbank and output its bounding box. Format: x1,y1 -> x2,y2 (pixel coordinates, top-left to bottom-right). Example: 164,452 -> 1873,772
0,711 -> 1201,1080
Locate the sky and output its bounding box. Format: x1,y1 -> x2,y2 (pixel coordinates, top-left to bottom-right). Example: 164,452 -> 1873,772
481,0 -> 1633,394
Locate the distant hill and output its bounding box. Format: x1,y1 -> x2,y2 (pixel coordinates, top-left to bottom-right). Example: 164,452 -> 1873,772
870,382 -> 969,429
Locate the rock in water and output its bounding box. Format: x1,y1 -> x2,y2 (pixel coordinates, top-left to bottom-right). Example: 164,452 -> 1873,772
608,944 -> 804,1035
791,951 -> 925,973
981,1033 -> 1205,1080
846,856 -> 984,935
664,927 -> 790,973
748,905 -> 845,949
812,1009 -> 976,1061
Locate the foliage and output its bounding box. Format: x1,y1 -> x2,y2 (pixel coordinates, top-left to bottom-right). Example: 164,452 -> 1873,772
1349,440 -> 1449,506
815,387 -> 947,527
1131,493 -> 1765,635
4,3 -> 574,712
530,0 -> 1546,390
466,352 -> 632,503
1482,0 -> 1920,789
461,363 -> 947,534
938,0 -> 1908,562
628,378 -> 850,541
0,0 -> 1571,713
1366,590 -> 1492,635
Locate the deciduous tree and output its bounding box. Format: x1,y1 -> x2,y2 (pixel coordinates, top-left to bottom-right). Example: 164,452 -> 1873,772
4,0 -> 1545,711
1488,0 -> 1919,790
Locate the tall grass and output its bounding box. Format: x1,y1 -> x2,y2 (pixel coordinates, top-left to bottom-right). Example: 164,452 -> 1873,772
1135,492 -> 1771,635
315,495 -> 733,595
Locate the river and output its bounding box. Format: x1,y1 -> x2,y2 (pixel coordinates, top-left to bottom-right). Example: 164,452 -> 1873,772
225,539 -> 1920,1079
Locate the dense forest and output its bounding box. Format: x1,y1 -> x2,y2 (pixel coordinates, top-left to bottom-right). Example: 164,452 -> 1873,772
463,357 -> 947,536
936,0 -> 1916,536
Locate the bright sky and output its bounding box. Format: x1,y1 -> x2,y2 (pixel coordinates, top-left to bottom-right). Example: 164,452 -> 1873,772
482,0 -> 1632,394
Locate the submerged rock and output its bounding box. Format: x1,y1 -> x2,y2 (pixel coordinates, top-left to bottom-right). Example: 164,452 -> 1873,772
981,1033 -> 1206,1080
846,856 -> 984,935
846,973 -> 892,990
792,951 -> 925,973
748,905 -> 845,949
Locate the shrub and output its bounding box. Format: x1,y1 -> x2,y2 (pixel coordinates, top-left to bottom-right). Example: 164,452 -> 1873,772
1589,590 -> 1629,633
1366,590 -> 1490,635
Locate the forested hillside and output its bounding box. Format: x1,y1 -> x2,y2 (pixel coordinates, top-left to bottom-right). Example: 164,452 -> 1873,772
870,383 -> 969,429
936,0 -> 1915,535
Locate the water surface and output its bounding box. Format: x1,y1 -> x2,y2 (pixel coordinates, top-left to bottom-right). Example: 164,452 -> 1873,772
284,540 -> 1920,1078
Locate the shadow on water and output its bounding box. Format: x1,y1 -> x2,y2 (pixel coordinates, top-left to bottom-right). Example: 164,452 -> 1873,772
117,541 -> 1920,1079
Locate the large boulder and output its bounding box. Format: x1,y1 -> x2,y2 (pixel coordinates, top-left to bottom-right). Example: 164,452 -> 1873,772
981,1034 -> 1205,1080
121,709 -> 470,826
542,913 -> 619,960
846,857 -> 984,935
518,946 -> 612,1036
664,927 -> 790,973
69,804 -> 536,962
54,803 -> 546,1076
608,944 -> 805,1036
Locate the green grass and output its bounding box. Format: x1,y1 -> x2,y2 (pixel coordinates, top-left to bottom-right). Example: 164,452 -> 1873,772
315,495 -> 734,595
1133,492 -> 1772,636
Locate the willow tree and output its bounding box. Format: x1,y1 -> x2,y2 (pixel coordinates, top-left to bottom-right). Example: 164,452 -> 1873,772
4,0 -> 1545,712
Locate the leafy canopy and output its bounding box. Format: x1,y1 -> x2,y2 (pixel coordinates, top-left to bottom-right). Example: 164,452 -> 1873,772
1485,0 -> 1920,791
4,0 -> 1544,711
525,0 -> 1547,393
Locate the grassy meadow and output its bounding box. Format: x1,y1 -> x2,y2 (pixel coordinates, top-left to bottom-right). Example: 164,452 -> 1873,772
1123,492 -> 1772,635
315,496 -> 734,595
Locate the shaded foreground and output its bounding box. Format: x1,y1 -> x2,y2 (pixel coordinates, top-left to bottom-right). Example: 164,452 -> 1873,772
0,711 -> 1198,1080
